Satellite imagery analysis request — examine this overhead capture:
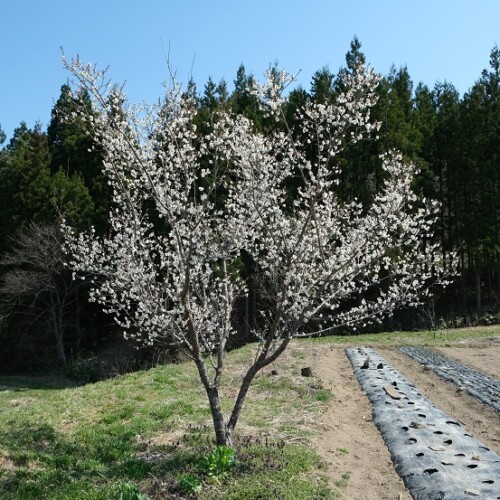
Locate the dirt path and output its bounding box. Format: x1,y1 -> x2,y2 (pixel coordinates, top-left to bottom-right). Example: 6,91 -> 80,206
302,340 -> 500,499
305,346 -> 411,500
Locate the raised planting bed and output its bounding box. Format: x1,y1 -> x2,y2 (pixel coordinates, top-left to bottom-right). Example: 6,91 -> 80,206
400,346 -> 500,413
346,346 -> 500,499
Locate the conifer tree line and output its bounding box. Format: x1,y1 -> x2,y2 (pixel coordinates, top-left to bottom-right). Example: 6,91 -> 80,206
0,39 -> 498,371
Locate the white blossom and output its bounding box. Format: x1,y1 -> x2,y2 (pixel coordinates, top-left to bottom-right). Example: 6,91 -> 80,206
61,57 -> 455,445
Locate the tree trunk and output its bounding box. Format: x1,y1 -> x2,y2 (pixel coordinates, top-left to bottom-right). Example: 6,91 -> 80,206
50,291 -> 67,365
206,386 -> 229,446
459,250 -> 466,308
486,266 -> 492,305
474,267 -> 482,314
244,294 -> 250,342
227,364 -> 259,440
193,356 -> 230,446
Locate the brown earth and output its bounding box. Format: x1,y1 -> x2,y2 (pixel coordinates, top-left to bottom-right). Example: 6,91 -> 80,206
301,338 -> 500,500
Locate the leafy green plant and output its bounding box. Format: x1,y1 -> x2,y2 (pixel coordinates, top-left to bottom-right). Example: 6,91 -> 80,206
116,482 -> 151,500
315,388 -> 332,402
178,472 -> 203,494
198,445 -> 237,478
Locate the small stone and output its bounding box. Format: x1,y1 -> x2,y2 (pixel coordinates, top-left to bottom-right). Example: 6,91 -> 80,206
409,421 -> 425,429
471,455 -> 481,461
464,489 -> 480,496
383,385 -> 401,399
270,369 -> 279,376
301,367 -> 313,377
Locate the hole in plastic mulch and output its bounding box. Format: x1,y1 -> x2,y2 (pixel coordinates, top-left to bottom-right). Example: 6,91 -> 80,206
424,468 -> 439,475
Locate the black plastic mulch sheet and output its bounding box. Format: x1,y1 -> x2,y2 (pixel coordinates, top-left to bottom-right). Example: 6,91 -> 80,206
400,346 -> 500,413
346,346 -> 500,500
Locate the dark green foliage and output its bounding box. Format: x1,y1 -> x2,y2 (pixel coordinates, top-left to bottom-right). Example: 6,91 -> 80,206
311,66 -> 335,104
0,123 -> 53,248
48,85 -> 110,233
0,122 -> 95,250
230,64 -> 263,127
345,36 -> 366,71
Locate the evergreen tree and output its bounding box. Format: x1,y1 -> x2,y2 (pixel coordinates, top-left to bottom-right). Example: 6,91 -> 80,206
0,123 -> 53,248
201,76 -> 218,110
48,85 -> 109,232
346,35 -> 366,71
310,66 -> 334,104
0,122 -> 94,250
231,64 -> 262,126
334,36 -> 367,94
457,46 -> 500,310
412,83 -> 437,182
331,38 -> 382,205
216,79 -> 229,105
432,82 -> 460,262
380,66 -> 418,157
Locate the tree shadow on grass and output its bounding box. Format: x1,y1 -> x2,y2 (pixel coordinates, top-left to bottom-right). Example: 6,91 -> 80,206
0,421 -> 200,499
0,375 -> 77,393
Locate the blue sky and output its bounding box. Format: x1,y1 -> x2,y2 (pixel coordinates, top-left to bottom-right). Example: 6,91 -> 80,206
1,0 -> 499,142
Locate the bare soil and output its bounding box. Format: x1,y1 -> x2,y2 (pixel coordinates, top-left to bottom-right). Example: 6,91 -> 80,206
435,336 -> 500,379
301,337 -> 500,500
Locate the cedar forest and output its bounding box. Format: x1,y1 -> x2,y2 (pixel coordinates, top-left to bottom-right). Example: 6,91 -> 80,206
0,39 -> 499,373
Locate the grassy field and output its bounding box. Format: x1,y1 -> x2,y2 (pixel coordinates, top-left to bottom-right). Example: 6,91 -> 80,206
0,325 -> 499,499
301,323 -> 500,347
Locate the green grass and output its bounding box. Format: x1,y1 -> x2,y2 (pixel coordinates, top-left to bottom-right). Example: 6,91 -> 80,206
300,323 -> 500,347
0,345 -> 332,499
0,324 -> 497,499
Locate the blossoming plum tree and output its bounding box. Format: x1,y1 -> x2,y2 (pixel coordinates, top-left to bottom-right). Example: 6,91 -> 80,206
62,56 -> 450,446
